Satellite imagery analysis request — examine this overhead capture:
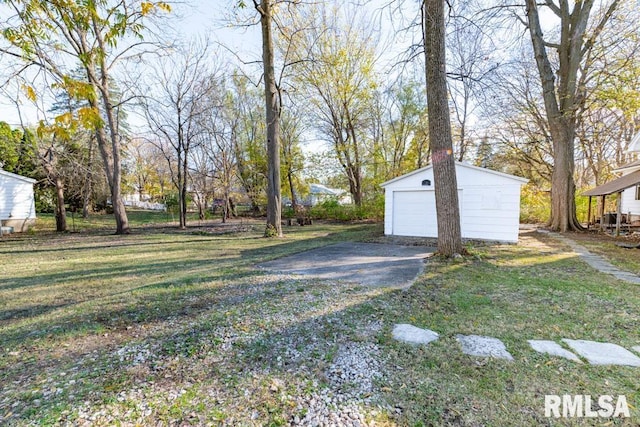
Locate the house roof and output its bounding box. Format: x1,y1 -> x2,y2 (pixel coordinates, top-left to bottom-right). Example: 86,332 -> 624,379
0,168 -> 36,184
309,183 -> 345,195
614,159 -> 640,173
380,161 -> 529,187
582,170 -> 640,196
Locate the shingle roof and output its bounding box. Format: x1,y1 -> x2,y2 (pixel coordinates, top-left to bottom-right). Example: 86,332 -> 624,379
582,170 -> 640,196
614,159 -> 640,172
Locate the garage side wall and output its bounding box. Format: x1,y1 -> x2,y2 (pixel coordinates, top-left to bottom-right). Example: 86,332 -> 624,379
458,184 -> 522,242
0,173 -> 36,227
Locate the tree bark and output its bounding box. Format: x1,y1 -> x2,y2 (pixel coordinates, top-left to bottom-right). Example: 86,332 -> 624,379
54,175 -> 67,232
90,97 -> 130,235
287,169 -> 298,212
82,135 -> 94,219
423,0 -> 463,256
258,0 -> 283,237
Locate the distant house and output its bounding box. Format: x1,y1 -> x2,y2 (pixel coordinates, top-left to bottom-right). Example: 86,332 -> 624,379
122,193 -> 166,211
381,162 -> 528,243
583,133 -> 640,230
0,168 -> 36,232
305,183 -> 352,206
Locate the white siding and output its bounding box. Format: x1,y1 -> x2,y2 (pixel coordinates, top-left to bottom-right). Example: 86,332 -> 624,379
621,185 -> 640,215
382,163 -> 526,243
0,171 -> 36,221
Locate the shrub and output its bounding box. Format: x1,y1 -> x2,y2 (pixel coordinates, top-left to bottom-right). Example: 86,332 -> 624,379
520,184 -> 596,224
520,185 -> 550,223
308,197 -> 383,222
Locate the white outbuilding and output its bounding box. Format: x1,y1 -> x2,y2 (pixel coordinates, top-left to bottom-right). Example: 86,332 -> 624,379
0,168 -> 37,232
381,162 -> 528,243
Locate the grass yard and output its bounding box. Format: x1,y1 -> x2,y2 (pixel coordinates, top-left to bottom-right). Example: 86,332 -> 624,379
1,215 -> 639,426
563,231 -> 640,276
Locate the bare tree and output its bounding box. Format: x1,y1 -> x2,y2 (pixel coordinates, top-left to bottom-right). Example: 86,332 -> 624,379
447,3 -> 496,162
139,41 -> 215,229
194,85 -> 238,223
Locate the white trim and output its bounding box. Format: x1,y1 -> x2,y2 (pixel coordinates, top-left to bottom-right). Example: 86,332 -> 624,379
627,132 -> 640,153
0,168 -> 36,184
380,162 -> 529,187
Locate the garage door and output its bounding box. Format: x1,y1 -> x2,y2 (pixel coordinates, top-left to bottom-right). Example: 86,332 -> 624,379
392,190 -> 437,237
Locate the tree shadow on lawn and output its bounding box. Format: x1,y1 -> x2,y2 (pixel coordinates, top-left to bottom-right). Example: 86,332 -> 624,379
7,247 -> 637,426
0,272 -> 390,425
0,235 -> 257,256
0,229 -> 358,297
0,230 -> 377,345
4,230 -> 638,425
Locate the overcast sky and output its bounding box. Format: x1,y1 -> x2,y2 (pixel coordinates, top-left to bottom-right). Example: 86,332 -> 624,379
0,0 -> 265,128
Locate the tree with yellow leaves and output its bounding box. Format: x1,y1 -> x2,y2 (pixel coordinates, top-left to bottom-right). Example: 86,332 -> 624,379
0,0 -> 170,234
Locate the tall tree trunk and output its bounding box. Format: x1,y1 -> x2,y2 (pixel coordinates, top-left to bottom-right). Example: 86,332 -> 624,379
82,135 -> 94,219
86,69 -> 129,234
549,122 -> 579,231
423,0 -> 463,256
90,16 -> 130,235
259,0 -> 282,237
93,123 -> 129,234
54,176 -> 67,232
180,151 -> 188,229
287,169 -> 298,212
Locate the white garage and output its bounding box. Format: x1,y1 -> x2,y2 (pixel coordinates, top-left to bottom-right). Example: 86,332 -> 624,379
381,162 -> 528,243
0,168 -> 37,232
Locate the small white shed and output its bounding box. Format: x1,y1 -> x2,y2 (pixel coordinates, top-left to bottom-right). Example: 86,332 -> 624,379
381,162 -> 528,243
0,168 -> 37,232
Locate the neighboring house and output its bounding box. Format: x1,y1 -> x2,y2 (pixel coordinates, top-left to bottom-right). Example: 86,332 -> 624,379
583,132 -> 640,229
0,168 -> 36,232
122,193 -> 166,211
381,162 -> 528,243
305,183 -> 352,206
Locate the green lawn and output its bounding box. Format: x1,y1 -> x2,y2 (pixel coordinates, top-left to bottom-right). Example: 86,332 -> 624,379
32,209 -> 220,232
1,217 -> 639,426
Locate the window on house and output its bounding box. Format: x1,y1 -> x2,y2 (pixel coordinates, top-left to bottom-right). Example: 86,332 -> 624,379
636,185 -> 640,201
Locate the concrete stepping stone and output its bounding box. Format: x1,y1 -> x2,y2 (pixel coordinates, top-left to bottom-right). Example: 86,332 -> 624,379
562,339 -> 640,367
528,340 -> 581,362
392,324 -> 439,345
456,334 -> 513,360
633,346 -> 640,355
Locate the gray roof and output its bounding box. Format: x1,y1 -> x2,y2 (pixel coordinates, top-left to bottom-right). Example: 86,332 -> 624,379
582,170 -> 640,196
614,159 -> 640,172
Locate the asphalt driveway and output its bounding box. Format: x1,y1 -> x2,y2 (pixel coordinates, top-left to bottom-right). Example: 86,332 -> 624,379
259,242 -> 435,288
